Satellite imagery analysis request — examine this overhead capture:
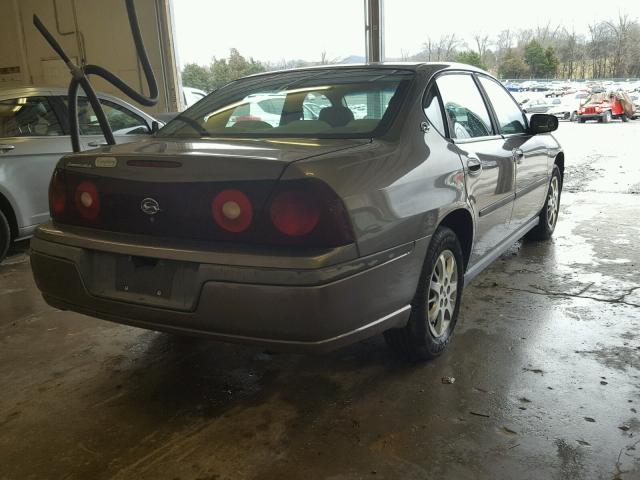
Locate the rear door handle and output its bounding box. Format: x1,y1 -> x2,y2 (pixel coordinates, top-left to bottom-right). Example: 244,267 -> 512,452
0,144 -> 15,153
467,156 -> 482,175
512,148 -> 524,164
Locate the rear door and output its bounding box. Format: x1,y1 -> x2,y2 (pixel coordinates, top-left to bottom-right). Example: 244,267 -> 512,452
435,73 -> 516,268
477,75 -> 549,231
0,94 -> 68,229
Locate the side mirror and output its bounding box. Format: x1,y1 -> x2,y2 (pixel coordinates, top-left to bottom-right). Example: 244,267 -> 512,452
150,120 -> 160,134
529,114 -> 558,134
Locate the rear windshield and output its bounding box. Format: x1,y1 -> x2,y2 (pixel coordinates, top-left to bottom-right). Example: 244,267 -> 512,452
159,68 -> 415,139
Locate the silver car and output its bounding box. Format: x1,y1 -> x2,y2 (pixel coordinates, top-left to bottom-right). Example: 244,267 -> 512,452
30,64 -> 564,360
0,87 -> 159,261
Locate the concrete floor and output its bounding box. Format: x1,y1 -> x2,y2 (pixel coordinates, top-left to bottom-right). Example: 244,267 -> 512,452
1,121 -> 639,480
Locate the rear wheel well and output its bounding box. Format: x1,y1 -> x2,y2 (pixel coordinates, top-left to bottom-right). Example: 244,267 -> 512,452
0,193 -> 18,240
438,209 -> 473,271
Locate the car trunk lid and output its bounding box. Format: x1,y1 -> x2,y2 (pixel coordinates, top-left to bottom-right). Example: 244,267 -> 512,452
53,137 -> 367,244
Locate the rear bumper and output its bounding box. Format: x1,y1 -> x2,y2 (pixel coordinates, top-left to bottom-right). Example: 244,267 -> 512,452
30,228 -> 427,352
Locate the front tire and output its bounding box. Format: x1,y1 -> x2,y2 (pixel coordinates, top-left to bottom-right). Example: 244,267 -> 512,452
384,227 -> 465,361
527,165 -> 562,241
602,110 -> 612,123
0,210 -> 10,263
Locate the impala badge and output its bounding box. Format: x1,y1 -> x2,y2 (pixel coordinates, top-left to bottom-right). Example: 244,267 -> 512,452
140,197 -> 161,215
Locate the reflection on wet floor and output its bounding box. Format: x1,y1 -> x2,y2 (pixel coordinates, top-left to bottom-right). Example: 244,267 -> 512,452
0,122 -> 639,479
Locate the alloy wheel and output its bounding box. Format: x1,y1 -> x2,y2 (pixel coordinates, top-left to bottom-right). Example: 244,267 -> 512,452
547,176 -> 560,229
427,250 -> 458,338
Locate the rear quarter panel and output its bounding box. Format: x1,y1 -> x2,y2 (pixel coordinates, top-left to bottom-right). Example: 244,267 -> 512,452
281,70 -> 469,257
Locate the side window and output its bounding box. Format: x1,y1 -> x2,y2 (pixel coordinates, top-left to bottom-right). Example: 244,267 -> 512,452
423,85 -> 446,136
0,96 -> 63,137
100,99 -> 150,134
478,77 -> 527,134
435,74 -> 493,139
73,97 -> 149,135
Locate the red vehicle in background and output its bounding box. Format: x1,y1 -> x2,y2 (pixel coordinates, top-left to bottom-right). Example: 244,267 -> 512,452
576,91 -> 635,123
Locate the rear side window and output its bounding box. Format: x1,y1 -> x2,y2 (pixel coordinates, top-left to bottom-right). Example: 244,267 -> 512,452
478,76 -> 527,134
0,96 -> 63,137
436,74 -> 493,139
423,85 -> 446,136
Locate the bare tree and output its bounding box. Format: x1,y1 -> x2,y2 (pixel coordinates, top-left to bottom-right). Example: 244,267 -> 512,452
473,34 -> 491,64
605,14 -> 637,77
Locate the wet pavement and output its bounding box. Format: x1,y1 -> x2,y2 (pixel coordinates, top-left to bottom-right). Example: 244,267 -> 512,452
1,120 -> 639,480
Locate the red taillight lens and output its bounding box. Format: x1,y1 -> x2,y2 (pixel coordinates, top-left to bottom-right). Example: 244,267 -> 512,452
49,170 -> 66,217
270,190 -> 321,237
211,189 -> 253,233
74,181 -> 100,220
266,180 -> 355,246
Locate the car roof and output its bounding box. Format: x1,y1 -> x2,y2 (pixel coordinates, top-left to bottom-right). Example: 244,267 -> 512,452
241,61 -> 489,79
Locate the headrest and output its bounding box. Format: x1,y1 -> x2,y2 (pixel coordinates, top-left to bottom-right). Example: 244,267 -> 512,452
318,106 -> 354,127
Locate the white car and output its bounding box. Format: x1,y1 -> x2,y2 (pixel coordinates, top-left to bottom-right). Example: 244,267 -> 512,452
0,86 -> 160,261
521,97 -> 562,114
227,93 -> 332,127
182,86 -> 207,108
548,91 -> 590,121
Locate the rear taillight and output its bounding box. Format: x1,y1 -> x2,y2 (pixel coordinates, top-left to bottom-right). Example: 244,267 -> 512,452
49,170 -> 354,248
264,180 -> 355,247
211,189 -> 253,233
74,181 -> 100,220
270,190 -> 320,237
49,170 -> 66,217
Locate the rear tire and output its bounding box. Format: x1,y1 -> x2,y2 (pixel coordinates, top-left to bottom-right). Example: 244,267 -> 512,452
0,210 -> 10,263
569,111 -> 577,122
384,227 -> 464,361
527,165 -> 562,241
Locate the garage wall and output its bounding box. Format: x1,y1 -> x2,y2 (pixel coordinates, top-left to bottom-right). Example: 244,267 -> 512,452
0,0 -> 181,113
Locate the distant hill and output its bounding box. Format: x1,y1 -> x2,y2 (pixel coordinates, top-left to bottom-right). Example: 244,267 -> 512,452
335,55 -> 366,64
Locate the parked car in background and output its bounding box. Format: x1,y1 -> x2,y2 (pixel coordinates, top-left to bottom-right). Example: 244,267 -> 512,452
576,92 -> 632,123
0,87 -> 160,261
30,63 -> 564,360
548,91 -> 590,121
522,97 -> 562,114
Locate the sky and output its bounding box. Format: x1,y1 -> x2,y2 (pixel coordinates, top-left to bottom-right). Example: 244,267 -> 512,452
171,0 -> 640,67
